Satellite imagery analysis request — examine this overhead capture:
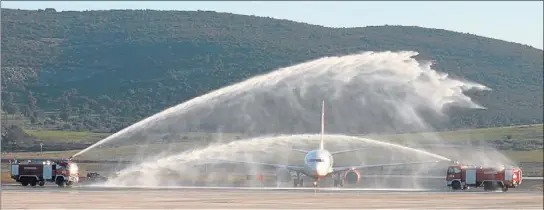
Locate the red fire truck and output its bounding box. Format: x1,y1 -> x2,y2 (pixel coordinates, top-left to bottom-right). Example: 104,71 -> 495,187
10,159 -> 80,187
446,163 -> 522,192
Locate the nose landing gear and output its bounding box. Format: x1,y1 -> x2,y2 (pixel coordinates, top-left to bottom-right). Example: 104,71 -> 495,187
292,173 -> 322,188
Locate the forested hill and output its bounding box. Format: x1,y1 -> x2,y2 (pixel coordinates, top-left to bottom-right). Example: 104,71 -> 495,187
1,8 -> 542,133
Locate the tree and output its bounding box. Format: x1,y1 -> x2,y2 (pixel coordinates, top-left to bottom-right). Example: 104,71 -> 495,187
60,107 -> 71,121
27,91 -> 37,111
30,115 -> 38,124
21,105 -> 32,117
31,110 -> 43,123
4,103 -> 18,115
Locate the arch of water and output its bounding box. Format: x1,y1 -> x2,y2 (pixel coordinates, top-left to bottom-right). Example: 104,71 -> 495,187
71,51 -> 512,188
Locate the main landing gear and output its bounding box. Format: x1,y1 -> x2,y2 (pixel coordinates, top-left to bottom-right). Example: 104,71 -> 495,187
333,174 -> 344,187
293,172 -> 304,187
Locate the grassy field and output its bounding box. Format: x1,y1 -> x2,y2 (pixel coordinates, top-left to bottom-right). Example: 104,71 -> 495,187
501,150 -> 544,163
2,150 -> 79,159
23,130 -> 111,143
22,130 -> 244,144
6,123 -> 542,162
367,124 -> 543,143
23,124 -> 543,144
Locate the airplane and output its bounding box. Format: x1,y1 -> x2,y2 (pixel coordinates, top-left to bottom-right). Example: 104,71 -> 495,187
213,100 -> 442,188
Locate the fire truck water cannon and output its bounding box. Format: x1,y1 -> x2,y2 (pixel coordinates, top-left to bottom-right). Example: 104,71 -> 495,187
445,162 -> 522,192
10,159 -> 80,187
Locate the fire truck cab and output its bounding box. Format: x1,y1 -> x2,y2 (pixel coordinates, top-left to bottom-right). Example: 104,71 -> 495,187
446,164 -> 522,192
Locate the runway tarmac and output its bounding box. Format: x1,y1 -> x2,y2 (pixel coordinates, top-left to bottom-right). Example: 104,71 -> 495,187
2,181 -> 543,209
2,187 -> 543,209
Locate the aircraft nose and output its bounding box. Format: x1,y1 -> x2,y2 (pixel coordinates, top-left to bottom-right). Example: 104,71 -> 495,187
318,170 -> 327,176
316,164 -> 328,176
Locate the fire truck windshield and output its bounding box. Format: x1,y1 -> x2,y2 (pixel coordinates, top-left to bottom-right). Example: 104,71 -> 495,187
447,167 -> 461,174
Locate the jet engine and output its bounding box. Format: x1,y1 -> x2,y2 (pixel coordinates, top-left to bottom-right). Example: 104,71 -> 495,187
276,169 -> 292,182
343,169 -> 361,184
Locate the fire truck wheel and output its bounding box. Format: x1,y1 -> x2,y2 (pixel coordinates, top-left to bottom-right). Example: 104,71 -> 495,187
491,182 -> 499,191
501,186 -> 509,192
56,177 -> 65,187
29,179 -> 37,187
21,181 -> 29,186
484,181 -> 498,191
38,181 -> 45,186
483,182 -> 491,191
451,181 -> 462,190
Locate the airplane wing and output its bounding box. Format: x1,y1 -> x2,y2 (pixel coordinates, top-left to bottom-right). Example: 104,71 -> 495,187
288,148 -> 310,154
332,160 -> 441,173
208,158 -> 306,172
329,147 -> 381,155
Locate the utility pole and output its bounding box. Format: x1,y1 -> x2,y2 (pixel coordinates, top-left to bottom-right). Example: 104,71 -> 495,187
40,143 -> 43,153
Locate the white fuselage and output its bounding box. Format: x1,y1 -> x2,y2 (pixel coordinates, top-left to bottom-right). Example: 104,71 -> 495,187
303,149 -> 334,178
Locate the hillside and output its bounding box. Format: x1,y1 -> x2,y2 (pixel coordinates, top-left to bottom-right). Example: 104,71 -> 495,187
1,8 -> 543,133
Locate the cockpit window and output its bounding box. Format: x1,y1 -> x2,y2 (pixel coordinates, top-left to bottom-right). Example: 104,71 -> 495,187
308,159 -> 324,162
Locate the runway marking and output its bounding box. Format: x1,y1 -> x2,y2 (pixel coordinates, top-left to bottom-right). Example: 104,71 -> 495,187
86,184 -> 435,192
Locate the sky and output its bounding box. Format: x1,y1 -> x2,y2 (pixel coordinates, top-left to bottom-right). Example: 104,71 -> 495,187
2,1 -> 543,49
